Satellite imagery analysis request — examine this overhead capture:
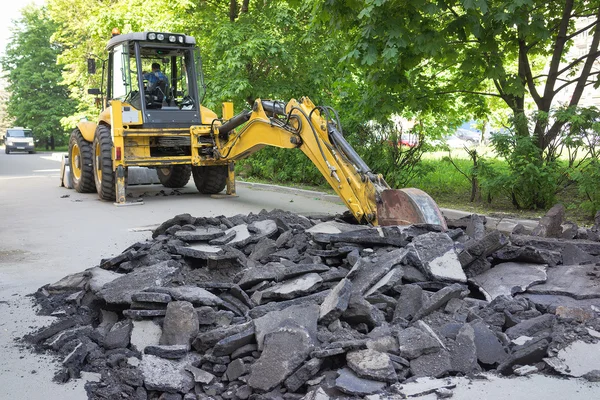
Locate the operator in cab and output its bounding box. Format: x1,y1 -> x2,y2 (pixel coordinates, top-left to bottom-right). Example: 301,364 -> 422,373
143,62 -> 168,90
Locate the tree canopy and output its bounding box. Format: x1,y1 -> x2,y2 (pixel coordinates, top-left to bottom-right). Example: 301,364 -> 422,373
1,5 -> 77,148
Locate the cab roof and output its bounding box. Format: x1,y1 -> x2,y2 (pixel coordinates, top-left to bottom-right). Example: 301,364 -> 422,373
106,32 -> 196,50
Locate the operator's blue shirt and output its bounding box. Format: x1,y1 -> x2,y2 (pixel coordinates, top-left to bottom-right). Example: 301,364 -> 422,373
143,70 -> 168,85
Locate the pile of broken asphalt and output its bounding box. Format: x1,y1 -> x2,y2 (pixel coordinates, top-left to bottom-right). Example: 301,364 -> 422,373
23,206 -> 600,399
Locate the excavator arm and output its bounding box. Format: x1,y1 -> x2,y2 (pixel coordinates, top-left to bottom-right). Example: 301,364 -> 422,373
210,97 -> 446,228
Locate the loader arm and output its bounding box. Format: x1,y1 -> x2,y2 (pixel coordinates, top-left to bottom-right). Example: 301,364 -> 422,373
209,97 -> 446,228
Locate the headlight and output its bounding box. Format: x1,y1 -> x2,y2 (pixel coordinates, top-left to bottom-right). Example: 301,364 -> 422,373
168,35 -> 176,43
148,32 -> 156,40
157,33 -> 165,41
178,36 -> 184,44
6,139 -> 13,145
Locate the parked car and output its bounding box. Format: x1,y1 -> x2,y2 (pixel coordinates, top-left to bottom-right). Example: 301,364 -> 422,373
4,127 -> 35,154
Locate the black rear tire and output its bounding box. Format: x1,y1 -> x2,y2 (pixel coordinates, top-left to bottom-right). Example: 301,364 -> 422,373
192,165 -> 227,194
93,124 -> 116,201
157,165 -> 192,188
5,148 -> 9,154
69,128 -> 95,193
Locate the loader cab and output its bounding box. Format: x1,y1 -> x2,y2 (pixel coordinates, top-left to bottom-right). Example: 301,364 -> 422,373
105,31 -> 204,127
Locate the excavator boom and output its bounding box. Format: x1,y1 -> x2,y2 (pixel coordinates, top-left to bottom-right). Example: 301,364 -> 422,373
209,97 -> 446,228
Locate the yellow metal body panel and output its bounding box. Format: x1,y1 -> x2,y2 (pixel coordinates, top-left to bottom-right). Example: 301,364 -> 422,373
201,106 -> 218,125
77,121 -> 98,143
222,102 -> 234,120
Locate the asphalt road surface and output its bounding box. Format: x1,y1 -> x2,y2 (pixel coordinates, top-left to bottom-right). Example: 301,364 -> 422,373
0,148 -> 345,399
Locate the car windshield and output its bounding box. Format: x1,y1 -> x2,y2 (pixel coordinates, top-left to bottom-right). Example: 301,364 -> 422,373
7,129 -> 32,138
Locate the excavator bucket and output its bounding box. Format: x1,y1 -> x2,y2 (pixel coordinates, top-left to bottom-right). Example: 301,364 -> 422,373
377,188 -> 447,229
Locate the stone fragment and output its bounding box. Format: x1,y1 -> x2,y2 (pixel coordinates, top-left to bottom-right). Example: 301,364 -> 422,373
226,358 -> 248,381
393,284 -> 424,322
160,301 -> 198,347
175,226 -> 224,241
514,365 -> 539,376
153,286 -> 222,306
260,273 -> 323,301
131,292 -> 172,303
231,343 -> 258,359
124,309 -> 166,319
184,365 -> 215,384
471,321 -> 508,365
470,262 -> 547,301
247,325 -> 312,392
497,337 -> 549,374
249,238 -> 278,262
235,384 -> 252,399
334,367 -> 386,396
88,267 -> 122,293
561,244 -> 594,265
348,248 -> 409,299
319,279 -> 352,325
213,327 -> 255,356
346,349 -> 397,383
144,345 -> 189,359
505,314 -> 555,339
192,321 -> 253,352
284,358 -> 323,391
301,387 -> 331,400
562,222 -> 579,239
527,264 -> 600,299
104,319 -> 133,350
449,324 -> 480,374
25,318 -> 77,345
254,303 -> 319,350
364,267 -> 404,297
47,271 -> 88,292
413,283 -> 465,321
97,261 -> 179,305
548,341 -> 600,377
140,354 -> 195,393
306,221 -> 368,234
463,257 -> 491,279
153,213 -> 195,238
342,298 -> 385,328
397,327 -> 441,359
510,234 -> 600,256
410,350 -> 452,378
462,230 -> 508,260
248,290 -> 330,319
532,204 -> 565,238
409,232 -> 466,283
555,305 -> 596,322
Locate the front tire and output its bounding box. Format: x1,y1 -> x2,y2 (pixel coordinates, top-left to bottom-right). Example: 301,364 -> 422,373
157,165 -> 192,188
93,125 -> 116,201
69,129 -> 95,193
192,165 -> 227,194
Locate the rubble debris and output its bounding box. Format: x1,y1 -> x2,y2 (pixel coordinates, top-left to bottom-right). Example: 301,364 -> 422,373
532,204 -> 565,238
470,262 -> 547,301
22,210 -> 600,399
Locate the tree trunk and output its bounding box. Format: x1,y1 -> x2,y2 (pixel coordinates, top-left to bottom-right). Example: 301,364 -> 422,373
229,0 -> 238,22
241,0 -> 249,13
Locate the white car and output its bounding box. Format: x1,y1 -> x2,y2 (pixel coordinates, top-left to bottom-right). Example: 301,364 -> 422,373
4,127 -> 35,154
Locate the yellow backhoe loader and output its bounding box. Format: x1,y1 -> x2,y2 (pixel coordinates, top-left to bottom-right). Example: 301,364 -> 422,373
68,30 -> 446,228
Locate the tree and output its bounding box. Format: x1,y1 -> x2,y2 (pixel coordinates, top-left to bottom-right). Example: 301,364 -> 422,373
1,5 -> 77,149
314,0 -> 600,147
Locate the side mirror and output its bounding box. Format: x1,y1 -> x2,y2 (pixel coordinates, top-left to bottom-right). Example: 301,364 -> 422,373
87,58 -> 97,74
88,88 -> 101,95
